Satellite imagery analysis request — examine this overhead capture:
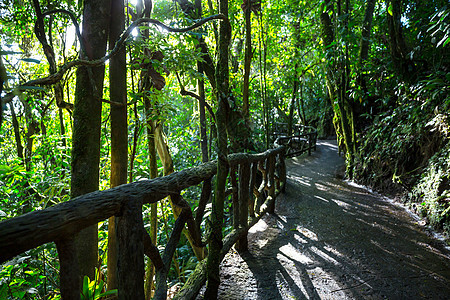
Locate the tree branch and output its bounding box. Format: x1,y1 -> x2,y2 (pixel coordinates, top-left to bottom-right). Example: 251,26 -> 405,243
1,14 -> 229,106
175,72 -> 216,121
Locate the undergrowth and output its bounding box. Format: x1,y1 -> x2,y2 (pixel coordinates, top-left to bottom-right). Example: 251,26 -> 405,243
354,87 -> 450,238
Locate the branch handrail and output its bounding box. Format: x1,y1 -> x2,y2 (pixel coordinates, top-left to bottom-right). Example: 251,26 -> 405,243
0,145 -> 286,300
274,123 -> 317,157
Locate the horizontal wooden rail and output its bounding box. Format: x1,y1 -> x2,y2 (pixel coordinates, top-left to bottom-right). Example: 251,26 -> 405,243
0,145 -> 286,300
274,124 -> 317,157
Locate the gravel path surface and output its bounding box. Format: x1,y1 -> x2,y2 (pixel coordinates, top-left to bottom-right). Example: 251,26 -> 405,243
197,140 -> 450,299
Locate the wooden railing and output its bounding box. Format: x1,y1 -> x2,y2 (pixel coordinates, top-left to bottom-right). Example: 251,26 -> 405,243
273,123 -> 317,157
0,146 -> 286,300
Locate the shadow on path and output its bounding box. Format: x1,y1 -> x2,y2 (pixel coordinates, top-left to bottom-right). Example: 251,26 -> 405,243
198,140 -> 450,299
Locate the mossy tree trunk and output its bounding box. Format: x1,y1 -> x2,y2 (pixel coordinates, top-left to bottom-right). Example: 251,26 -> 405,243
205,0 -> 231,297
71,0 -> 111,282
138,2 -> 159,297
320,0 -> 356,178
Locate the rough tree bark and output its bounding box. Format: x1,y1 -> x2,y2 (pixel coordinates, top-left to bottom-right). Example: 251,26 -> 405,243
320,0 -> 355,177
204,0 -> 231,297
71,0 -> 111,282
135,2 -> 163,298
107,0 -> 128,292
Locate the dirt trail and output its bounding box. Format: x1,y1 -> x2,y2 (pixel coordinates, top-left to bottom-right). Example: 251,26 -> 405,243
197,140 -> 450,299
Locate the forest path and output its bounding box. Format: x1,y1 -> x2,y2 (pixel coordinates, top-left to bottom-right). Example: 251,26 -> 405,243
197,140 -> 450,299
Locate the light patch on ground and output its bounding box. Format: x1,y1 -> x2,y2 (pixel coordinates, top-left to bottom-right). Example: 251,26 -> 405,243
323,244 -> 345,258
295,226 -> 318,241
248,219 -> 268,233
330,198 -> 352,209
314,195 -> 329,202
315,182 -> 331,191
278,243 -> 313,264
310,246 -> 340,265
289,174 -> 312,186
294,233 -> 308,244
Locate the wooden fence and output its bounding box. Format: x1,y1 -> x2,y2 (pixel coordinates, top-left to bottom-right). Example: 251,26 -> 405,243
0,146 -> 286,300
273,123 -> 317,157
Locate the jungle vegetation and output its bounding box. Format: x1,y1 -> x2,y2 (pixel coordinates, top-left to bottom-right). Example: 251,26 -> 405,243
0,0 -> 449,298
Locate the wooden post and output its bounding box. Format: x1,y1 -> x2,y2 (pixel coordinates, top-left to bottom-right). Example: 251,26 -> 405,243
255,161 -> 267,213
236,162 -> 250,252
279,150 -> 287,193
56,237 -> 81,300
268,155 -> 276,214
195,178 -> 212,231
248,162 -> 258,217
313,132 -> 317,151
308,133 -> 312,156
230,166 -> 239,229
117,199 -> 145,300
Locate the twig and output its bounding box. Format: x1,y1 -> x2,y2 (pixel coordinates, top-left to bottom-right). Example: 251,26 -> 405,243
1,14 -> 229,105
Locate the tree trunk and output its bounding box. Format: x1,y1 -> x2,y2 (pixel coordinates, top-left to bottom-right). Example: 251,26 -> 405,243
0,48 -> 5,129
356,0 -> 376,118
204,0 -> 230,297
287,67 -> 298,136
31,0 -> 73,111
242,2 -> 252,120
143,98 -> 158,300
299,82 -> 307,126
320,0 -> 356,177
258,14 -> 269,148
107,0 -> 128,292
386,0 -> 416,83
195,0 -> 209,164
71,0 -> 111,282
9,102 -> 24,161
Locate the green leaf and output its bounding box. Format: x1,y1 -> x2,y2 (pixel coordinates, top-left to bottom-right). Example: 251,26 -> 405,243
81,276 -> 90,299
387,3 -> 393,16
99,289 -> 118,298
0,165 -> 10,175
19,58 -> 40,64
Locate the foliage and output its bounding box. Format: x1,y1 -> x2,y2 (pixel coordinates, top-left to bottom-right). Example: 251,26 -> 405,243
0,244 -> 60,300
408,141 -> 450,233
80,271 -> 117,300
1,0 -> 450,296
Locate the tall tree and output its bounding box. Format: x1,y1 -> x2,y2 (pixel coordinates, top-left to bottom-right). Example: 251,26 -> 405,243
320,0 -> 356,177
386,0 -> 415,83
242,0 -> 252,119
71,0 -> 111,281
107,0 -> 127,292
205,0 -> 231,297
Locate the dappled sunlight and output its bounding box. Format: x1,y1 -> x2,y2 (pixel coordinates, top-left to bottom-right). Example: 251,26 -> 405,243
248,218 -> 268,234
356,217 -> 397,237
330,198 -> 353,209
295,225 -> 318,241
310,246 -> 341,265
314,182 -> 331,191
314,195 -> 329,202
320,141 -> 339,150
278,243 -> 313,264
288,174 -> 312,186
219,141 -> 450,299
